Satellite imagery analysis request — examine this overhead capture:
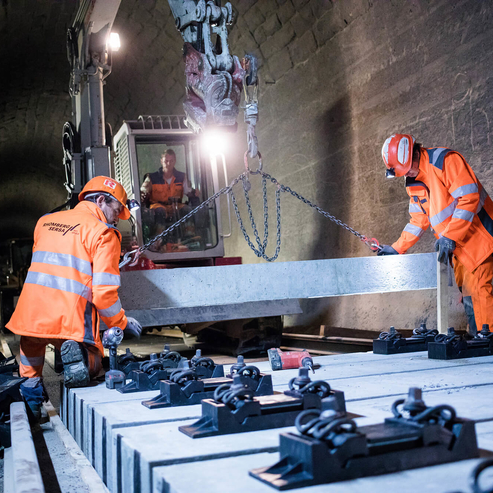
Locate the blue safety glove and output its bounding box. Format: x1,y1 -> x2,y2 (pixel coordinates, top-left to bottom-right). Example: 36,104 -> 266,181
435,236 -> 456,264
377,245 -> 398,256
124,317 -> 142,339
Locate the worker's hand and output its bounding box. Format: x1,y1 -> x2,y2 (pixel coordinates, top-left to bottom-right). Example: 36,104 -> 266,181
435,236 -> 456,264
377,245 -> 398,256
124,317 -> 142,339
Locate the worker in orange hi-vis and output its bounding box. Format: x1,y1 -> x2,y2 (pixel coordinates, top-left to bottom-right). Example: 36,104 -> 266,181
7,176 -> 142,419
378,134 -> 493,335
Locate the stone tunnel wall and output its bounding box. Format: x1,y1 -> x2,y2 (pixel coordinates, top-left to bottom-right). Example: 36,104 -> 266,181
2,0 -> 493,332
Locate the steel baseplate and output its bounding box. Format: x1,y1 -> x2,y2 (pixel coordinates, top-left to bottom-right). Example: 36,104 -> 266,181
249,388 -> 479,490
373,324 -> 437,355
428,326 -> 493,360
179,369 -> 346,438
141,365 -> 267,409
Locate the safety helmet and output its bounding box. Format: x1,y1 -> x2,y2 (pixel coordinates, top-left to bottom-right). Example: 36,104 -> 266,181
79,176 -> 130,220
381,134 -> 416,178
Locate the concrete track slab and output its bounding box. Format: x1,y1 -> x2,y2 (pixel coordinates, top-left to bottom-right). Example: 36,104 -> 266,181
63,351 -> 493,493
92,401 -> 201,492
152,455 -> 489,493
61,383 -> 159,459
240,352 -> 493,388
344,384 -> 493,423
119,421 -> 291,493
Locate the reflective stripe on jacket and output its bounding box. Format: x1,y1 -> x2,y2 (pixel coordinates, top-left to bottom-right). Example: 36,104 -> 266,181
392,147 -> 493,272
6,201 -> 127,354
148,168 -> 185,204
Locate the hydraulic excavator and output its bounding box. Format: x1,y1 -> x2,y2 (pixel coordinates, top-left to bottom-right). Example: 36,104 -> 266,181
60,0 -> 294,353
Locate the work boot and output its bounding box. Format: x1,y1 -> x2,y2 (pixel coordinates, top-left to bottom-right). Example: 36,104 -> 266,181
61,340 -> 90,388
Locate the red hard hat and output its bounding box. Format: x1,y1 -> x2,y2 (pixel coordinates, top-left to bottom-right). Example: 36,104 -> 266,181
381,134 -> 415,177
79,176 -> 130,220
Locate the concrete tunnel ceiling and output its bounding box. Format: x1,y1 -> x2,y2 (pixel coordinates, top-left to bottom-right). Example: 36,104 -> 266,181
1,0 -> 493,269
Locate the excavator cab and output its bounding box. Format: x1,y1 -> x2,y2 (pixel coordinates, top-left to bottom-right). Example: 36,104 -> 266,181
113,115 -> 226,263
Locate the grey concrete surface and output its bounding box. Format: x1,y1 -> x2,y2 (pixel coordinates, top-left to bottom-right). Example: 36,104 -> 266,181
10,402 -> 44,493
119,420 -> 287,493
120,253 -> 437,309
92,401 -> 201,492
60,383 -> 159,452
62,350 -> 493,493
153,455 -> 492,493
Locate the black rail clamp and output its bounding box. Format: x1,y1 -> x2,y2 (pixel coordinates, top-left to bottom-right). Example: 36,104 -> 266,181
119,350 -> 221,394
373,324 -> 437,355
179,368 -> 346,438
428,325 -> 493,360
118,344 -> 181,375
249,387 -> 479,490
141,363 -> 271,409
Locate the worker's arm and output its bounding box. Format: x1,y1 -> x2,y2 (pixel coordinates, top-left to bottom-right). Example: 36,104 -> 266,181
392,199 -> 430,254
440,152 -> 481,243
140,175 -> 152,205
92,229 -> 127,330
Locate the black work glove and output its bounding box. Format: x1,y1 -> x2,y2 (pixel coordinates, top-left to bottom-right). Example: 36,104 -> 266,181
377,245 -> 399,256
435,236 -> 456,264
124,317 -> 142,339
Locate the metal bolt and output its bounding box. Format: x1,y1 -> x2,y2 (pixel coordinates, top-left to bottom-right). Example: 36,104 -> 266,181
403,387 -> 427,415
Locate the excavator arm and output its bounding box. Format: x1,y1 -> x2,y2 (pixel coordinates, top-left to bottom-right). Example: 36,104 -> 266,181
62,0 -> 245,203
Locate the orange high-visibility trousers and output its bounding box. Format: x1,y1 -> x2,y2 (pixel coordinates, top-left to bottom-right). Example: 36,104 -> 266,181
19,336 -> 102,379
454,256 -> 493,332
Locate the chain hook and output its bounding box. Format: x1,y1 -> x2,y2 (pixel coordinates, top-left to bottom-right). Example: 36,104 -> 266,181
363,237 -> 381,252
119,248 -> 140,269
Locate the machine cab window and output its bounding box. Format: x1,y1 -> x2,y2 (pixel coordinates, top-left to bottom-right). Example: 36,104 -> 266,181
113,116 -> 224,261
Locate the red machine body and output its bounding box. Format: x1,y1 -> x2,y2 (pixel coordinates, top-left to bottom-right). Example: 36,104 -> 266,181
267,348 -> 314,372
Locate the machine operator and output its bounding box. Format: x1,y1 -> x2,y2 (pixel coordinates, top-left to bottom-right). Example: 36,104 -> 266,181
378,134 -> 493,334
7,176 -> 142,419
140,149 -> 199,212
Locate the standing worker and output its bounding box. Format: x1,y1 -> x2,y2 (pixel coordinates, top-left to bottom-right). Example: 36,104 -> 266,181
378,134 -> 493,334
7,176 -> 142,418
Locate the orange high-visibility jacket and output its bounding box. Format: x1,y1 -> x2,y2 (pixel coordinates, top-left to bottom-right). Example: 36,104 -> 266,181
148,168 -> 185,205
392,147 -> 493,272
6,201 -> 127,354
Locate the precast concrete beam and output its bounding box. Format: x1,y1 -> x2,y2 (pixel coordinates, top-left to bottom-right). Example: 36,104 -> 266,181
120,253 -> 437,327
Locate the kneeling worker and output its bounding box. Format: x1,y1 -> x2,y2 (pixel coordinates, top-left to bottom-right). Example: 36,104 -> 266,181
7,176 -> 142,418
378,134 -> 493,334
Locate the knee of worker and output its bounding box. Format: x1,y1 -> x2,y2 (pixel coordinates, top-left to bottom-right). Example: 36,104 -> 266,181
20,377 -> 47,405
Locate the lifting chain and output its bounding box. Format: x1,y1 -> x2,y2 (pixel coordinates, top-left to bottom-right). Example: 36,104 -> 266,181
120,167 -> 380,268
